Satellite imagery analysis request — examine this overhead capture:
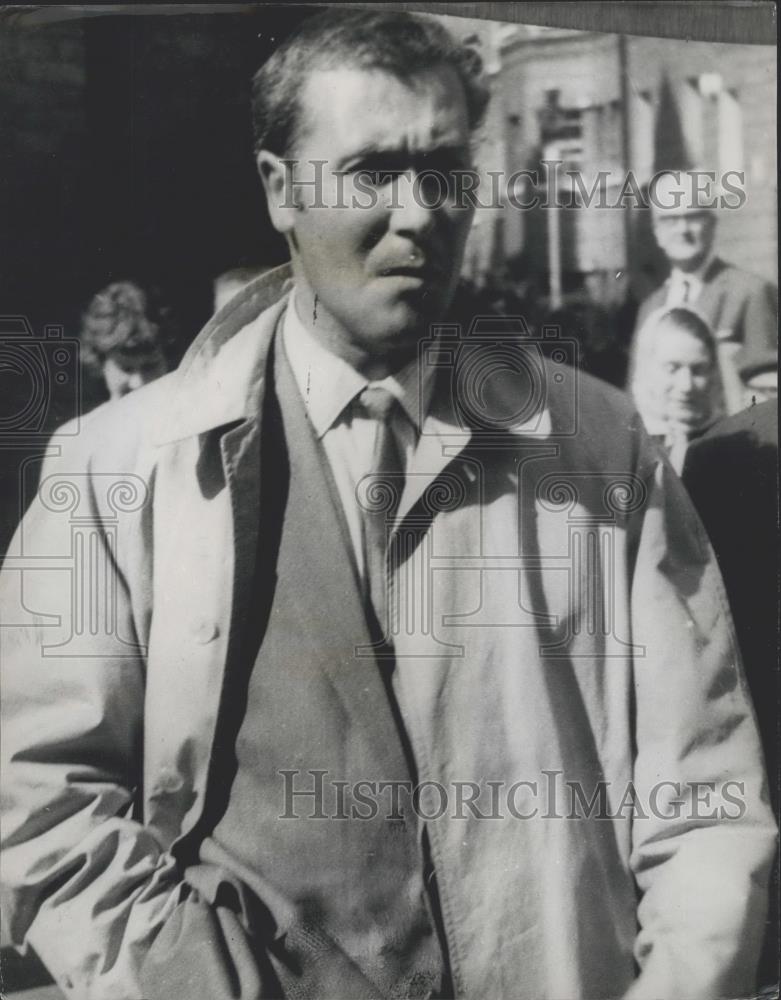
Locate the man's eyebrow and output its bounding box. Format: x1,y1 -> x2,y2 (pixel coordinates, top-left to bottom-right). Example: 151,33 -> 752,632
334,143 -> 472,169
333,144 -> 387,168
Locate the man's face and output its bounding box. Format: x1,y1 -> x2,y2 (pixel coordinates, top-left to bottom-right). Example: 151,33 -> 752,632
262,65 -> 475,374
102,349 -> 168,400
647,324 -> 714,427
652,208 -> 716,271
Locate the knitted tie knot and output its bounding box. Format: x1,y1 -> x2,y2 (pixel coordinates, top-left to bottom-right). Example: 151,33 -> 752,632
358,385 -> 397,423
354,383 -> 404,521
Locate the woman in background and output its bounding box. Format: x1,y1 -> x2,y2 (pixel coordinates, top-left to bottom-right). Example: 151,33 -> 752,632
630,306 -> 721,472
80,281 -> 172,404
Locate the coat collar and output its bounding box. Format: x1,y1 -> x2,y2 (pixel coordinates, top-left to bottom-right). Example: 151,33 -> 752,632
153,263 -> 293,445
153,263 -> 552,449
664,254 -> 726,291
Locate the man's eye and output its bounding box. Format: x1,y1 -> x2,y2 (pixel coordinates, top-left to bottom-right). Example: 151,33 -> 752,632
355,168 -> 405,186
425,156 -> 471,176
377,170 -> 405,186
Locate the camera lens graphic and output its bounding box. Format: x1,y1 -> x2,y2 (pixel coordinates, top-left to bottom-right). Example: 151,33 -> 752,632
454,341 -> 546,431
0,345 -> 49,432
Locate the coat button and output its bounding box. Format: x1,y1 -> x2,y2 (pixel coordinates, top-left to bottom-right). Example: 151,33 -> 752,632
192,619 -> 219,644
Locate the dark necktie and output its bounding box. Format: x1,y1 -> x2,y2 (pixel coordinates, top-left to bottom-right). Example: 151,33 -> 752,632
355,385 -> 404,639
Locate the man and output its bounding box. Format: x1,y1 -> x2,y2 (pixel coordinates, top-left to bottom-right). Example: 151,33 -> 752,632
214,266 -> 275,314
634,170 -> 777,413
1,11 -> 775,1000
683,399 -> 779,991
630,306 -> 718,471
738,347 -> 778,407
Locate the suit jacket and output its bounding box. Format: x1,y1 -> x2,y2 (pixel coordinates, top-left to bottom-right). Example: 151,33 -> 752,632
683,401 -> 778,782
633,257 -> 778,412
683,401 -> 780,991
1,265 -> 776,1000
634,257 -> 778,352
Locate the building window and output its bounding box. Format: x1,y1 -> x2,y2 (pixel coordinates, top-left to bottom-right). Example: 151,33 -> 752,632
630,90 -> 654,182
718,87 -> 744,177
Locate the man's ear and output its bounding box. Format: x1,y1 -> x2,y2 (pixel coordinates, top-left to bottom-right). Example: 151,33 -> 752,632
257,150 -> 298,236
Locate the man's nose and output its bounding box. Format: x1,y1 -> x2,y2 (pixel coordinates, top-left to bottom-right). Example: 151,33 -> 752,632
675,368 -> 695,391
388,172 -> 437,237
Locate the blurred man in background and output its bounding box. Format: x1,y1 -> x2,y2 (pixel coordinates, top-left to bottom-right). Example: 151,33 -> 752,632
213,266 -> 275,314
631,306 -> 719,471
634,170 -> 777,413
683,397 -> 779,992
738,348 -> 778,407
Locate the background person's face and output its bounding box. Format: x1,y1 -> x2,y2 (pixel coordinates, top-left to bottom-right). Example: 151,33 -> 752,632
652,209 -> 716,271
102,349 -> 168,399
269,65 -> 475,374
648,325 -> 714,427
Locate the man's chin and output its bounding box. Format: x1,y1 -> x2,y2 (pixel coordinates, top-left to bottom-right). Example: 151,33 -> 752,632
670,408 -> 705,427
668,251 -> 707,270
376,295 -> 447,337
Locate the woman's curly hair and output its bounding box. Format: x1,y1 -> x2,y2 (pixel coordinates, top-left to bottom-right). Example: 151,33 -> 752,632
79,281 -> 173,375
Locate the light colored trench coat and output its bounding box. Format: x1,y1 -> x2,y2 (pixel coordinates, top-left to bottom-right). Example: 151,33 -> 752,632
1,268 -> 775,999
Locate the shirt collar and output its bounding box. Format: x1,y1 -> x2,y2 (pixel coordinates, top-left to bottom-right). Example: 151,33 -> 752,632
670,250 -> 714,290
282,289 -> 434,438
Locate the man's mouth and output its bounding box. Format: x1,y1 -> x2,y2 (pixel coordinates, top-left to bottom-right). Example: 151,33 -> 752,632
378,264 -> 444,282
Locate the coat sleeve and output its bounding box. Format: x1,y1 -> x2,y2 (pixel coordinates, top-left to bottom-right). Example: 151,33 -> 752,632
625,452 -> 777,999
1,427 -> 284,1000
741,277 -> 778,354
0,433 -> 187,999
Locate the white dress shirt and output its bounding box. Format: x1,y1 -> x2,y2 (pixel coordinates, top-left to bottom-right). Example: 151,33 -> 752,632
665,254 -> 713,307
283,291 -> 435,581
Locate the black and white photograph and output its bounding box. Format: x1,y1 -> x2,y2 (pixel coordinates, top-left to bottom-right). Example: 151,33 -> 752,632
0,3 -> 777,998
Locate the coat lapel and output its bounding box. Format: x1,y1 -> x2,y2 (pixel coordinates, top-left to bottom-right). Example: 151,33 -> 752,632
148,277 -> 287,845
696,256 -> 729,322
219,417 -> 264,678
396,370 -> 474,529
396,355 -> 552,530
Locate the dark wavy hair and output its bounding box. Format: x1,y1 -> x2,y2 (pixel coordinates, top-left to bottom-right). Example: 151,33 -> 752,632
79,281 -> 172,375
251,9 -> 490,157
